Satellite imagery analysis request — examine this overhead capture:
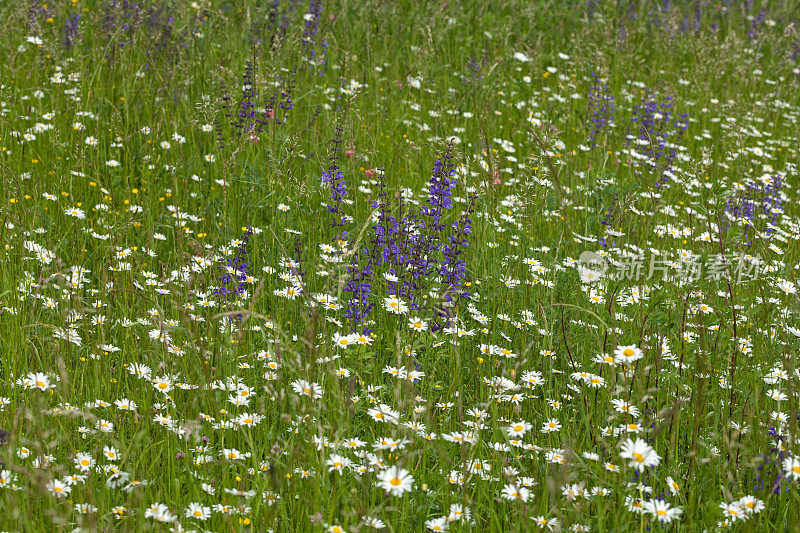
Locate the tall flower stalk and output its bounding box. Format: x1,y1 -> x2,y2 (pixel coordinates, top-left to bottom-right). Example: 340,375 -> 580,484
586,76 -> 615,148
322,126 -> 348,243
214,227 -> 254,321
627,91 -> 689,188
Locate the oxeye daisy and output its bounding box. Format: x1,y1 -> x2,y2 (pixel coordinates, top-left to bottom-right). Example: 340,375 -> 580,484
377,465 -> 414,496
47,479 -> 71,497
506,421 -> 531,437
236,412 -> 261,427
719,502 -> 743,521
355,332 -> 373,345
666,476 -> 680,495
64,207 -> 86,219
783,456 -> 800,480
152,377 -> 173,393
291,379 -> 324,399
383,296 -> 409,315
221,448 -> 248,461
326,454 -> 351,474
185,502 -> 210,520
424,517 -> 448,531
736,495 -> 764,515
541,418 -> 561,433
408,316 -> 428,332
103,446 -> 120,461
74,452 -> 95,471
496,346 -> 517,358
614,345 -> 644,364
645,499 -> 682,523
619,438 -> 660,471
501,483 -> 531,502
332,332 -> 358,349
532,516 -> 560,530
368,404 -> 399,423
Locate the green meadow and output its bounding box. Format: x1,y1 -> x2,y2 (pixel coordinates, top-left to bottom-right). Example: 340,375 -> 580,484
1,0 -> 800,530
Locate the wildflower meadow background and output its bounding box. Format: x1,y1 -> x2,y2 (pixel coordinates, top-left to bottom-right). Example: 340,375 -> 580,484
2,0 -> 800,531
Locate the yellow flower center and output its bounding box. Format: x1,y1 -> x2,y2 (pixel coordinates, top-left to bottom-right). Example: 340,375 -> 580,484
633,452 -> 644,462
390,478 -> 402,486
